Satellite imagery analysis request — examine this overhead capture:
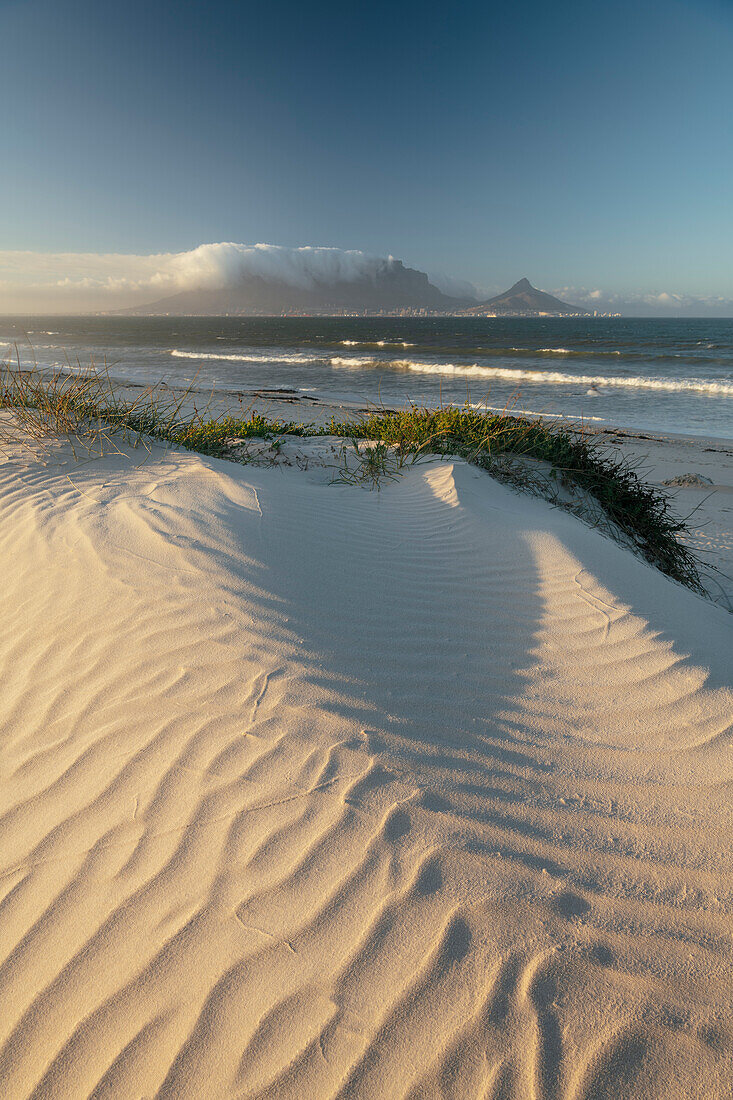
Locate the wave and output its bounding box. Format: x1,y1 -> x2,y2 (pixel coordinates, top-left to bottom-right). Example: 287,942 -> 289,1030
339,340 -> 415,348
171,348 -> 324,365
329,356 -> 733,396
334,345 -> 623,360
534,346 -> 622,355
460,346 -> 727,363
336,344 -> 730,363
466,400 -> 608,422
329,356 -> 379,367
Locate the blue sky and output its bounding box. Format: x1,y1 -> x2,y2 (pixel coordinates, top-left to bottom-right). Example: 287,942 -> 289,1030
2,0 -> 732,309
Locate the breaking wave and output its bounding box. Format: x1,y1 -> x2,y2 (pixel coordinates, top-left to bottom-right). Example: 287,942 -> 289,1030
466,401 -> 608,422
329,356 -> 378,367
533,346 -> 620,355
340,340 -> 415,348
329,356 -> 733,395
328,344 -> 729,363
171,348 -> 324,365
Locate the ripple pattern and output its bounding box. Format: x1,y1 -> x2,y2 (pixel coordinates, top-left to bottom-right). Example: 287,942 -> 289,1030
0,442 -> 731,1099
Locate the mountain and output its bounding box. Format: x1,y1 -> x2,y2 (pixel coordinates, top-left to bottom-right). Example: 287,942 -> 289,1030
463,278 -> 587,316
124,259 -> 475,315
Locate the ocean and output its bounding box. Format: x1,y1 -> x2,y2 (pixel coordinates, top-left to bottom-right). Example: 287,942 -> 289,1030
2,315 -> 733,440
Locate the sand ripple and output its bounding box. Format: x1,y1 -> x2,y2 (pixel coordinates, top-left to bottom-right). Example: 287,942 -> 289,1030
0,442 -> 731,1098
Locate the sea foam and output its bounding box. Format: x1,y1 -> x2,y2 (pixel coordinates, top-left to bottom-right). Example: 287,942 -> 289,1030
329,356 -> 733,395
171,348 -> 323,365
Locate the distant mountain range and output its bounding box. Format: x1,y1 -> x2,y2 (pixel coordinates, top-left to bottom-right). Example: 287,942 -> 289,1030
123,264 -> 586,317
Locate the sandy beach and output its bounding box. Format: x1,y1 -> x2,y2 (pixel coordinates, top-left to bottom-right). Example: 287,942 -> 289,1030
0,418 -> 731,1099
5,0 -> 733,1091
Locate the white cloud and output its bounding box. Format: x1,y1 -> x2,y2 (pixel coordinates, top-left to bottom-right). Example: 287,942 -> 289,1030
0,242 -> 479,311
553,284 -> 733,317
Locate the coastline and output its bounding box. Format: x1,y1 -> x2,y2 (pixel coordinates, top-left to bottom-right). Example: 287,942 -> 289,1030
96,373 -> 733,611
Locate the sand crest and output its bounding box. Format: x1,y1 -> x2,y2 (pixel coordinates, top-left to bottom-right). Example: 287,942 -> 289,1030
0,435 -> 731,1099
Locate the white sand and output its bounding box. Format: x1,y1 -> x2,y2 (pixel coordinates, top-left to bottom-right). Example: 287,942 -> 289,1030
0,430 -> 731,1099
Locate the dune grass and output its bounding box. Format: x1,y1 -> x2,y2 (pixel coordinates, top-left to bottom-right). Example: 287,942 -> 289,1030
0,360 -> 704,592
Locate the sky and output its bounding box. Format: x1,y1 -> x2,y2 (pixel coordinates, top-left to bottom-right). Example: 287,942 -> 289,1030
1,0 -> 732,313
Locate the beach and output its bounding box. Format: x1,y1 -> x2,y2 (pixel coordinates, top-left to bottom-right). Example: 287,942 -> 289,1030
96,374 -> 733,610
0,414 -> 731,1098
5,0 -> 733,1090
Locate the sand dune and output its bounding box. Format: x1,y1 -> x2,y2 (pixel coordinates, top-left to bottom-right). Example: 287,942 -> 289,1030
0,435 -> 731,1099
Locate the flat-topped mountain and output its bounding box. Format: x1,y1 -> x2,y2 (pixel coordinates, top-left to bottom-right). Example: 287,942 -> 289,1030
118,244 -> 586,317
124,258 -> 474,316
464,278 -> 587,316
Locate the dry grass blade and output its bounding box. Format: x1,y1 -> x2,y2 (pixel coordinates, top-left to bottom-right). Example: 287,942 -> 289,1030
0,352 -> 118,458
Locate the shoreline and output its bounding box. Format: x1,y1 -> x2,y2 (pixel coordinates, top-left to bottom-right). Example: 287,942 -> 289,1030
97,373 -> 733,610
7,365 -> 733,608
83,368 -> 733,441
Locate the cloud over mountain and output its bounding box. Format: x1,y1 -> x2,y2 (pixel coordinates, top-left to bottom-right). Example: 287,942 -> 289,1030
1,244 -> 732,315
0,243 -> 478,312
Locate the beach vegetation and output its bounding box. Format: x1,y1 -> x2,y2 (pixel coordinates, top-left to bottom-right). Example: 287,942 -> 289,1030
0,359 -> 705,592
332,439 -> 403,489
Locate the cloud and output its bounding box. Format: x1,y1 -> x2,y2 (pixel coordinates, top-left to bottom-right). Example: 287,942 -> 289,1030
0,242 -> 479,311
163,243 -> 404,293
425,270 -> 479,299
554,285 -> 733,317
1,244 -> 728,314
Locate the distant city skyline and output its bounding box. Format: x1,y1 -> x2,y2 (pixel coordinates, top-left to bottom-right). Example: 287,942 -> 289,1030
2,0 -> 732,312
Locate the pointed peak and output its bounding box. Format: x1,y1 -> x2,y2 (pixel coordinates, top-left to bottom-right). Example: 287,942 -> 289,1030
470,277 -> 585,315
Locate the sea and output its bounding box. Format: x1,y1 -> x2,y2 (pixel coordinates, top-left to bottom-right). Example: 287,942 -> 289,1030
2,315 -> 732,440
